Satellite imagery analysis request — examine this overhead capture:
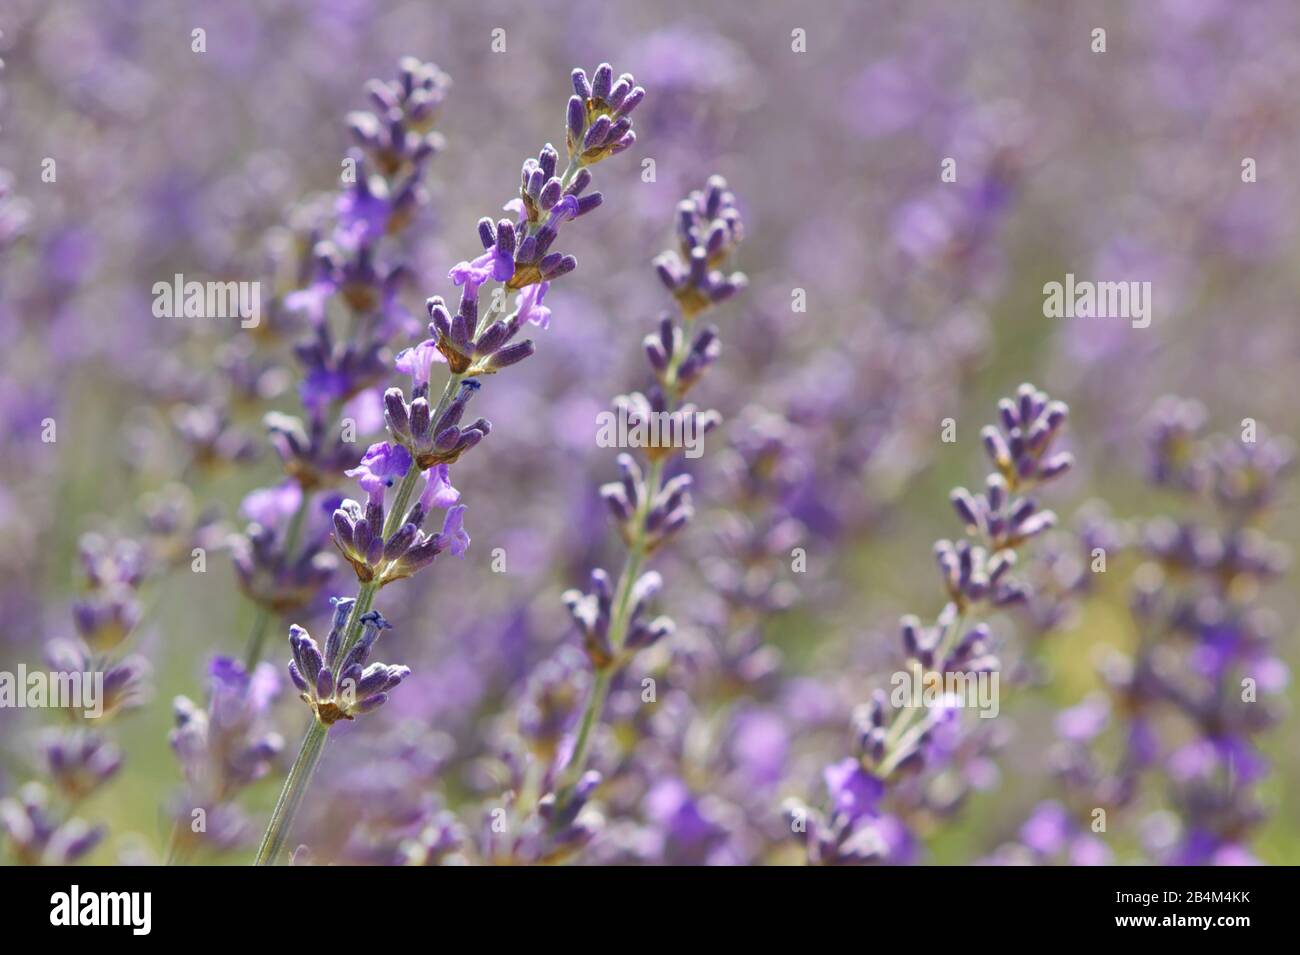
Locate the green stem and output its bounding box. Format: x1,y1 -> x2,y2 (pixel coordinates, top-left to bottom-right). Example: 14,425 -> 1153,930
429,372 -> 464,436
335,581 -> 378,661
560,458 -> 663,794
254,719 -> 329,866
877,607 -> 969,776
562,670 -> 610,794
382,466 -> 422,540
243,608 -> 273,670
283,491 -> 310,552
560,158 -> 585,190
163,820 -> 187,866
557,311 -> 689,797
249,510 -> 383,867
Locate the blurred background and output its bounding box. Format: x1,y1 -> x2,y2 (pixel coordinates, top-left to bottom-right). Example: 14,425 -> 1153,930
1,0 -> 1297,865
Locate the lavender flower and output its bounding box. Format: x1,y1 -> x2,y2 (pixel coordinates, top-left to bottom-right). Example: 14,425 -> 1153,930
70,534 -> 146,653
653,175 -> 747,316
38,730 -> 124,801
568,64 -> 643,165
785,384 -> 1073,864
1108,401 -> 1290,864
228,58 -> 452,669
230,491 -> 338,616
9,1 -> 1300,873
3,524 -> 158,866
167,657 -> 284,860
253,62 -> 642,865
0,784 -> 104,866
45,638 -> 151,721
384,374 -> 492,465
551,176 -> 747,803
331,445 -> 467,586
265,411 -> 363,491
287,605 -> 409,725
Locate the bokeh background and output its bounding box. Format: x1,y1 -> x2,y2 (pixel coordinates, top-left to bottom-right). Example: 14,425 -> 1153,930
1,0 -> 1297,864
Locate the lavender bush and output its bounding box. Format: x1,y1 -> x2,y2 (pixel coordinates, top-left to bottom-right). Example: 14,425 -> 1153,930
251,59 -> 644,865
783,384 -> 1074,863
991,400 -> 1294,866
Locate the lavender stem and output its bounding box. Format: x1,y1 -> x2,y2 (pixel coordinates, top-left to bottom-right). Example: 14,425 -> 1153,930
242,607 -> 273,670
564,670 -> 610,795
253,719 -> 329,866
560,437 -> 665,795
252,371 -> 450,863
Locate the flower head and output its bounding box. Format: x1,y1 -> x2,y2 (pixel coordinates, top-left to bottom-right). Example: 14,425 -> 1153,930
0,783 -> 104,866
384,376 -> 491,467
567,63 -> 643,165
241,481 -> 303,528
287,606 -> 409,725
653,175 -> 747,317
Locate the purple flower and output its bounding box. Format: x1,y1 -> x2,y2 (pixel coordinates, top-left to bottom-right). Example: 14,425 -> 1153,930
208,656 -> 280,720
652,175 -> 747,316
1070,836 -> 1113,866
172,658 -> 283,791
728,710 -> 789,788
1055,694 -> 1109,743
283,282 -> 333,327
240,481 -> 303,529
346,441 -> 413,498
39,730 -> 123,801
516,281 -> 552,330
644,778 -> 731,864
164,654 -> 285,857
419,463 -> 460,510
252,57 -> 642,867
332,488 -> 460,587
823,757 -> 883,822
287,610 -> 409,725
438,504 -> 470,558
394,338 -> 446,388
449,247 -> 511,299
1020,801 -> 1071,855
791,385 -> 1073,866
335,158 -> 392,247
568,64 -> 644,165
0,784 -> 105,865
383,376 -> 492,466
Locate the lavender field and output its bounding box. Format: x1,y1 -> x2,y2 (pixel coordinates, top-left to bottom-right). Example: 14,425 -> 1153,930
1,0 -> 1297,869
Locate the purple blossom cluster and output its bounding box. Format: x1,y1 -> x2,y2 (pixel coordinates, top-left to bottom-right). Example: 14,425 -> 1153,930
166,658 -> 283,859
449,175 -> 748,865
227,58 -> 455,670
246,60 -> 644,864
2,532 -> 154,864
784,384 -> 1074,864
996,400 -> 1293,866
